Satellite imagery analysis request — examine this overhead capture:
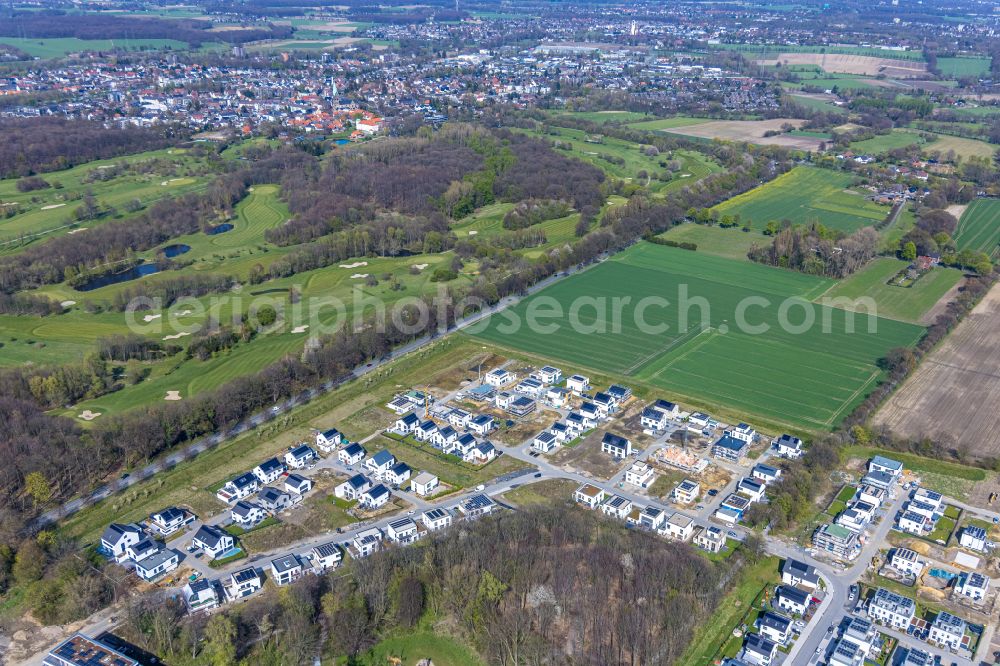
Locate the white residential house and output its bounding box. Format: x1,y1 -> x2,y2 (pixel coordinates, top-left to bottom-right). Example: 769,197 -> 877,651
774,434 -> 803,458
869,455 -> 903,479
386,517 -> 419,544
335,473 -> 372,501
600,495 -> 632,520
311,542 -> 342,571
928,612 -> 966,650
579,402 -> 600,423
414,419 -> 438,442
386,395 -> 413,415
955,572 -> 990,602
544,387 -> 568,407
285,473 -> 312,497
182,578 -> 220,613
392,412 -> 420,434
224,567 -> 262,601
421,507 -> 452,531
533,430 -> 558,453
858,485 -> 886,508
890,548 -> 924,577
535,366 -> 562,384
673,479 -> 700,504
446,408 -> 471,429
231,501 -> 266,528
484,367 -> 515,387
252,457 -> 286,485
775,585 -> 809,616
134,549 -> 180,582
550,422 -> 570,442
751,463 -> 781,485
100,523 -> 144,561
959,525 -> 988,552
365,450 -> 397,479
361,484 -> 391,510
449,432 -> 478,459
662,513 -> 694,541
270,554 -> 303,586
737,477 -> 766,503
315,427 -> 343,452
565,374 -> 590,393
459,494 -> 497,519
468,414 -> 495,436
757,611 -> 792,644
516,377 -> 544,397
908,499 -> 939,521
192,525 -> 234,560
148,507 -> 191,536
601,432 -> 632,459
432,425 -> 459,449
126,538 -> 160,563
592,392 -> 615,417
688,412 -> 711,429
913,487 -> 943,512
866,587 -> 915,630
694,525 -> 725,553
217,472 -> 259,503
781,559 -> 819,590
353,527 -> 383,557
899,510 -> 930,535
411,472 -> 439,496
284,444 -> 316,469
258,487 -> 292,513
624,461 -> 655,488
639,506 -> 667,531
574,484 -> 607,509
384,462 -> 412,487
640,406 -> 669,432
725,422 -> 756,444
468,440 -> 498,464
741,632 -> 777,666
338,442 -> 367,466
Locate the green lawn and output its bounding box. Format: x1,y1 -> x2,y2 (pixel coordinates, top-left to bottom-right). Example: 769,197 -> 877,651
657,223 -> 768,261
936,57 -> 992,78
840,446 -> 990,501
836,484 -> 858,503
472,243 -> 923,431
355,631 -> 486,666
710,43 -> 926,60
955,199 -> 1000,256
553,110 -> 654,124
712,166 -> 889,233
627,116 -> 713,131
850,130 -> 925,154
0,37 -> 190,58
819,257 -> 963,324
676,556 -> 780,666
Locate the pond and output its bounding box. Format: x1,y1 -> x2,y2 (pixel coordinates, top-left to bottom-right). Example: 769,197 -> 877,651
74,263 -> 160,291
206,223 -> 234,235
335,139 -> 351,145
160,243 -> 191,258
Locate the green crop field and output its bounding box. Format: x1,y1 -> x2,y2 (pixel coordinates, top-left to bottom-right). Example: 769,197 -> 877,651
552,110 -> 653,124
936,57 -> 992,78
626,116 -> 712,131
923,133 -> 997,161
850,130 -> 925,154
0,37 -> 189,58
819,257 -> 963,324
954,199 -> 1000,256
712,166 -> 888,232
472,243 -> 923,430
657,223 -> 767,261
709,43 -> 926,60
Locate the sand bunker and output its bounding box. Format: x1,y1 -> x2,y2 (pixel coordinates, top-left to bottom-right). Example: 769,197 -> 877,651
164,390 -> 182,401
177,309 -> 193,316
163,331 -> 192,340
78,410 -> 102,421
412,263 -> 429,270
61,300 -> 76,308
339,261 -> 369,269
41,203 -> 66,210
291,325 -> 309,333
468,230 -> 478,235
142,314 -> 162,322
351,273 -> 369,279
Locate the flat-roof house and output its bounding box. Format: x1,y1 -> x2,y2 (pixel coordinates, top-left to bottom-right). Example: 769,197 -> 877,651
315,427 -> 342,452
446,408 -> 471,429
827,638 -> 863,666
601,495 -> 632,520
721,493 -> 751,517
507,395 -> 536,416
460,493 -> 497,519
43,633 -> 139,666
386,517 -> 419,544
536,365 -> 562,384
335,473 -> 372,501
751,463 -> 781,484
182,578 -> 220,613
135,549 -> 179,581
624,461 -> 654,488
312,542 -> 342,571
955,571 -> 989,602
365,450 -> 397,478
756,611 -> 792,644
869,455 -> 903,478
411,472 -> 439,496
386,395 -> 413,415
959,525 -> 988,552
100,523 -> 144,561
774,434 -> 803,458
898,510 -> 930,535
285,473 -> 312,497
192,525 -> 234,560
713,435 -> 749,462
662,513 -> 694,541
902,648 -> 933,666
353,527 -> 383,557
284,444 -> 316,469
781,558 -> 819,589
516,377 -> 544,397
867,587 -> 915,630
842,615 -> 875,654
673,478 -> 700,505
270,554 -> 303,586
862,470 -> 895,490
231,500 -> 266,528
639,506 -> 667,531
928,611 -> 966,650
484,367 -> 515,387
422,507 -> 452,531
224,567 -> 262,601
361,483 -> 391,510
533,430 -> 557,453
148,507 -> 191,536
694,525 -> 725,553
601,432 -> 632,459
890,548 -> 924,577
544,386 -> 568,407
252,457 -> 286,485
813,523 -> 859,558
566,374 -> 590,393
858,485 -> 885,508
741,631 -> 777,666
726,423 -> 756,444
574,484 -> 607,509
258,486 -> 292,513
775,585 -> 809,616
339,442 -> 366,466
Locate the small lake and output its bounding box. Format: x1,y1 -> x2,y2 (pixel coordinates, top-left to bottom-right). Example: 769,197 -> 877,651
160,244 -> 191,258
206,223 -> 234,235
74,263 -> 160,292
335,139 -> 350,145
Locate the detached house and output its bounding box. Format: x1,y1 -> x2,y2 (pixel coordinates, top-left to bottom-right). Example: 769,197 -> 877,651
774,434 -> 803,458
694,526 -> 725,553
393,412 -> 420,434
928,611 -> 966,650
353,527 -> 383,557
726,423 -> 756,444
574,484 -> 607,509
781,559 -> 819,589
449,432 -> 478,459
336,473 -> 372,501
231,501 -> 266,528
959,525 -> 988,552
365,450 -> 397,479
258,487 -> 292,513
411,472 -> 439,496
217,472 -> 259,503
101,523 -> 144,561
673,479 -> 700,504
713,435 -> 748,462
640,406 -> 669,432
535,366 -> 562,384
468,414 -> 495,436
775,585 -> 809,616
134,548 -> 180,582
890,548 -> 924,577
601,432 -> 632,459
192,525 -> 235,560
756,611 -> 792,644
601,495 -> 632,520
624,461 -> 655,488
467,440 -> 497,464
751,463 -> 781,485
148,507 -> 192,536
955,572 -> 990,602
270,554 -> 304,586
533,430 -> 557,453
385,462 -> 412,487
639,506 -> 667,531
224,567 -> 262,601
460,493 -> 497,519
284,473 -> 312,497
339,443 -> 366,466
414,419 -> 438,442
312,542 -> 342,571
484,367 -> 515,387
284,444 -> 316,469
432,425 -> 459,450
361,484 -> 391,510
386,517 -> 419,544
565,374 -> 590,393
421,507 -> 452,531
869,455 -> 903,479
663,513 -> 694,541
741,632 -> 777,666
315,427 -> 343,452
252,457 -> 286,485
182,578 -> 220,613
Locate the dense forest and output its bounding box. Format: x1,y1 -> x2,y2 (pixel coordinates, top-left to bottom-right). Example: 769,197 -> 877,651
0,13 -> 293,48
747,225 -> 880,278
0,117 -> 180,179
116,506 -> 742,666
